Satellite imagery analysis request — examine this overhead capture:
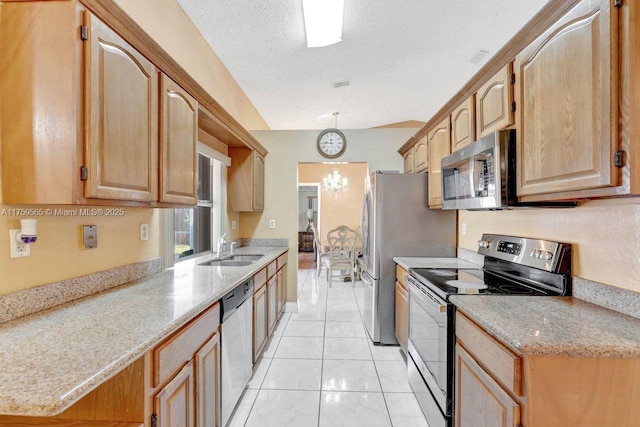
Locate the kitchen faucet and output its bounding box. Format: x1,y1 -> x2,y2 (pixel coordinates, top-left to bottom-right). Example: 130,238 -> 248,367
217,233 -> 227,258
230,241 -> 237,256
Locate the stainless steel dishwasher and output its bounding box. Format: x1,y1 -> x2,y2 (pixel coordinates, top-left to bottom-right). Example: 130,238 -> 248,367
220,278 -> 254,427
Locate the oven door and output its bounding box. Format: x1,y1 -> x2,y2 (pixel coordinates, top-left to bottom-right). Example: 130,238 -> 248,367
407,275 -> 453,416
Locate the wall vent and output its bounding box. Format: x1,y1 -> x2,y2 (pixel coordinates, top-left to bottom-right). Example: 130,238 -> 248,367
470,49 -> 491,65
332,79 -> 351,89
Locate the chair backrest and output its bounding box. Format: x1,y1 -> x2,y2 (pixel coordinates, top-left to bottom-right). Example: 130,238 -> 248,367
326,225 -> 358,259
309,222 -> 322,250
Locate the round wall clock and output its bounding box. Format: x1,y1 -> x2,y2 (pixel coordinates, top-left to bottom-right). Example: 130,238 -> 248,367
317,128 -> 347,159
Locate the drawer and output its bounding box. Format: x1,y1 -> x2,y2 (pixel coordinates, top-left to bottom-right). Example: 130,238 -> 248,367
396,264 -> 410,291
253,267 -> 267,291
456,311 -> 522,396
267,260 -> 277,278
277,252 -> 288,269
153,303 -> 220,387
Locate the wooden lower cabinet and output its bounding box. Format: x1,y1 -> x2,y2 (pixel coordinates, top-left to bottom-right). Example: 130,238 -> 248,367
394,281 -> 408,352
194,334 -> 220,427
455,345 -> 520,427
253,284 -> 268,362
267,276 -> 278,335
277,265 -> 287,317
456,311 -> 640,427
154,362 -> 195,427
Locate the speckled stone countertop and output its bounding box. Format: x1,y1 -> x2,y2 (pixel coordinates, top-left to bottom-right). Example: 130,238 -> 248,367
0,246 -> 287,417
393,256 -> 481,270
451,296 -> 640,358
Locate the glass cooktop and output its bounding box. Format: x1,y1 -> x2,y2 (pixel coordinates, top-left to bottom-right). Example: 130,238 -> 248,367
409,267 -> 550,299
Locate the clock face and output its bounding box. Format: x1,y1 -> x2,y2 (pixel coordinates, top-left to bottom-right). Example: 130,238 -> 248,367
317,129 -> 347,159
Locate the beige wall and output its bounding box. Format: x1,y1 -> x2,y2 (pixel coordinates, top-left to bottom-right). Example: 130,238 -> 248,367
113,0 -> 269,131
459,198 -> 640,293
298,163 -> 368,245
242,128 -> 418,302
0,207 -> 159,295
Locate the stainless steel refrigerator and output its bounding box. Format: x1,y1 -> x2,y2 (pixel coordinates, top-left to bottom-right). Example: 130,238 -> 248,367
359,171 -> 456,344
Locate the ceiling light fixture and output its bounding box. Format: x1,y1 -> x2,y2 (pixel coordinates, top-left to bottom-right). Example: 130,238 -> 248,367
302,0 -> 344,48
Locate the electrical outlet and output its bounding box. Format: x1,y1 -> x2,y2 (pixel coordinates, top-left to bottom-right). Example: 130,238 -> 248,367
9,230 -> 30,258
269,219 -> 276,229
140,223 -> 149,241
231,220 -> 237,230
461,223 -> 467,236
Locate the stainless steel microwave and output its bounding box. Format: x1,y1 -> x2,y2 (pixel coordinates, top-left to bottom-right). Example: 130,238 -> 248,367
441,130 -> 516,210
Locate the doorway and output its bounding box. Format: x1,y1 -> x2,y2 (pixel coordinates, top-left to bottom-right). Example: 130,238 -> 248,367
298,183 -> 319,269
297,162 -> 368,271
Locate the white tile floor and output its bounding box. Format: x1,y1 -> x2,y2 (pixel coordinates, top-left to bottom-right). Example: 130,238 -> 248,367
227,268 -> 430,427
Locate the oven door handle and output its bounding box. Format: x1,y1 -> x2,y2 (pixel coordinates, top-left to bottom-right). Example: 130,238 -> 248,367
406,276 -> 447,312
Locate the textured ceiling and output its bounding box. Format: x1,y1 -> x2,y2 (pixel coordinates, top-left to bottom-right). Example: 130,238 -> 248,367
177,0 -> 548,130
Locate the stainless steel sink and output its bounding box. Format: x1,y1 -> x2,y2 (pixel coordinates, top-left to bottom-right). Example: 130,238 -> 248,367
199,254 -> 264,267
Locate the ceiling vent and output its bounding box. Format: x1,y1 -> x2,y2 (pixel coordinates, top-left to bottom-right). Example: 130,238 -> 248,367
470,49 -> 491,65
332,79 -> 351,89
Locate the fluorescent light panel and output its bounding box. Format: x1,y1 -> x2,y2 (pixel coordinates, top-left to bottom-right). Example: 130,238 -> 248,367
302,0 -> 344,48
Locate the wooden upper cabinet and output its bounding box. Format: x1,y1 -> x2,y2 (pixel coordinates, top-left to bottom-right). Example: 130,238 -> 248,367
159,74 -> 198,205
0,1 -> 82,204
515,0 -> 619,198
253,151 -> 265,211
476,64 -> 514,138
428,117 -> 451,208
414,136 -> 429,173
403,148 -> 415,173
84,12 -> 158,202
451,96 -> 476,152
228,147 -> 265,212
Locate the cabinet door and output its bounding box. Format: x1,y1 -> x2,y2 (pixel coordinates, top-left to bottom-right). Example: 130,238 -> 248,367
451,96 -> 476,152
159,74 -> 198,205
476,64 -> 514,138
414,137 -> 428,173
403,148 -> 414,173
253,285 -> 268,362
155,362 -> 195,427
267,276 -> 278,335
428,117 -> 451,208
84,12 -> 158,202
394,281 -> 408,352
456,345 -> 520,427
252,152 -> 265,211
277,265 -> 287,316
195,333 -> 220,427
515,0 -> 618,197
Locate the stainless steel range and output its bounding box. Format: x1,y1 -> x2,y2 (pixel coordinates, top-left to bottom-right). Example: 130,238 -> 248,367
406,234 -> 572,427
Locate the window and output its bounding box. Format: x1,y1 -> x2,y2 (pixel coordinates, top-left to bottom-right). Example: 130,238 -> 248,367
172,144 -> 229,262
174,153 -> 212,259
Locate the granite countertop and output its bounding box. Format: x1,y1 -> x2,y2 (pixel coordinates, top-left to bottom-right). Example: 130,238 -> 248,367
0,245 -> 287,417
451,295 -> 640,358
394,256 -> 481,270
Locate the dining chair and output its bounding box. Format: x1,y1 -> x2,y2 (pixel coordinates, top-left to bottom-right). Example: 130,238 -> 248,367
325,225 -> 358,287
309,223 -> 329,278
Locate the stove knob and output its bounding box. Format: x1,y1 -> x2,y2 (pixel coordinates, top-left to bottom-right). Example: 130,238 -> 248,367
544,251 -> 553,261
531,249 -> 540,258
477,240 -> 490,248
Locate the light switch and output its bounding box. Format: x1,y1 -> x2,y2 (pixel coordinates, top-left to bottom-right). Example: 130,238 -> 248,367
83,225 -> 98,249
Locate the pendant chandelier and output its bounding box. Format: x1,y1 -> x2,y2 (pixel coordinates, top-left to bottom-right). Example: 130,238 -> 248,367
322,168 -> 349,195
